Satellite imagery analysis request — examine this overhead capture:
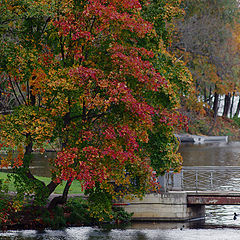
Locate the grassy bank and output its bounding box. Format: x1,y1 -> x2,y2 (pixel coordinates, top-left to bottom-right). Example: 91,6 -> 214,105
177,107 -> 240,140
0,172 -> 133,230
188,116 -> 240,138
0,172 -> 83,194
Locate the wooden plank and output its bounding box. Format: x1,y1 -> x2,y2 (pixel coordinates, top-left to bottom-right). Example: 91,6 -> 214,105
188,195 -> 240,205
187,191 -> 240,196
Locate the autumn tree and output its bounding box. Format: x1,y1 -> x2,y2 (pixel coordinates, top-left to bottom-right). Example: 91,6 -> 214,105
0,0 -> 191,218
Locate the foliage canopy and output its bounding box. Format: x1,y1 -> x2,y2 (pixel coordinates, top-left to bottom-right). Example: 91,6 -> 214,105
0,0 -> 192,217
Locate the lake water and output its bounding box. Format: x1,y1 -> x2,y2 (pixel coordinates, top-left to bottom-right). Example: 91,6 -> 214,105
1,225 -> 240,240
1,141 -> 240,239
179,141 -> 240,228
179,141 -> 240,167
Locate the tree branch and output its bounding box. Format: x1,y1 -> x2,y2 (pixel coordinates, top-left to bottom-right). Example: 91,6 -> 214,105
8,75 -> 21,105
27,80 -> 30,103
0,110 -> 13,115
40,16 -> 51,37
15,80 -> 27,105
59,35 -> 65,66
48,180 -> 72,209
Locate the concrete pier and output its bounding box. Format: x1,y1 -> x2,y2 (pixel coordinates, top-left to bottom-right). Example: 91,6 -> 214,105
119,192 -> 205,222
175,134 -> 228,143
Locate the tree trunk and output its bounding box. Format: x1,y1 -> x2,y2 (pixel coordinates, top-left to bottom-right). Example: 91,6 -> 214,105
208,91 -> 219,135
21,137 -> 62,202
213,92 -> 219,119
222,93 -> 231,117
208,86 -> 212,108
230,92 -> 235,118
46,108 -> 74,204
203,83 -> 207,102
195,79 -> 200,97
48,180 -> 72,209
234,97 -> 240,118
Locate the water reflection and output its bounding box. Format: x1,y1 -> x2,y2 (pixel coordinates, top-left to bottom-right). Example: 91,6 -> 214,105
0,152 -> 56,177
205,205 -> 240,227
129,222 -> 190,230
1,227 -> 240,240
179,142 -> 240,166
30,152 -> 56,177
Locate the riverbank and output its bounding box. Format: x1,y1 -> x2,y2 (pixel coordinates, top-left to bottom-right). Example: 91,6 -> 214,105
178,109 -> 240,141
0,196 -> 90,231
0,194 -> 133,231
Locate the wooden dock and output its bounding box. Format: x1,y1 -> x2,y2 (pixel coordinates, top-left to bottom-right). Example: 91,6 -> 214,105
187,191 -> 240,205
175,134 -> 228,143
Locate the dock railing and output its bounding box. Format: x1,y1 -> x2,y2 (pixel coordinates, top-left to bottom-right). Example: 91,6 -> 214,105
159,166 -> 240,192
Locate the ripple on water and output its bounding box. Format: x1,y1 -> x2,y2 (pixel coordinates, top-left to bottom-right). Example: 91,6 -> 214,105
1,227 -> 240,240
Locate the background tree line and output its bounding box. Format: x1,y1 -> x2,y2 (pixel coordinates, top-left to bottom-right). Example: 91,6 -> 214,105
172,0 -> 240,125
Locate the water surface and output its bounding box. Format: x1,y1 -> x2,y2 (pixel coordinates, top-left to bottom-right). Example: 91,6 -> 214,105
179,141 -> 240,227
179,141 -> 240,166
1,141 -> 240,239
1,226 -> 240,240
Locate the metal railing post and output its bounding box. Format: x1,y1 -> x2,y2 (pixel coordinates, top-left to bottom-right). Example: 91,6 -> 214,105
210,171 -> 213,190
181,170 -> 184,190
195,170 -> 198,192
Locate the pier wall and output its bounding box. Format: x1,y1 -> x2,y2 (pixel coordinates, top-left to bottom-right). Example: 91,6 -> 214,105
121,192 -> 205,222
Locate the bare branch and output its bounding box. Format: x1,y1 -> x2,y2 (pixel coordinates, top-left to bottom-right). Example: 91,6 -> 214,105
15,80 -> 27,105
8,75 -> 21,105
